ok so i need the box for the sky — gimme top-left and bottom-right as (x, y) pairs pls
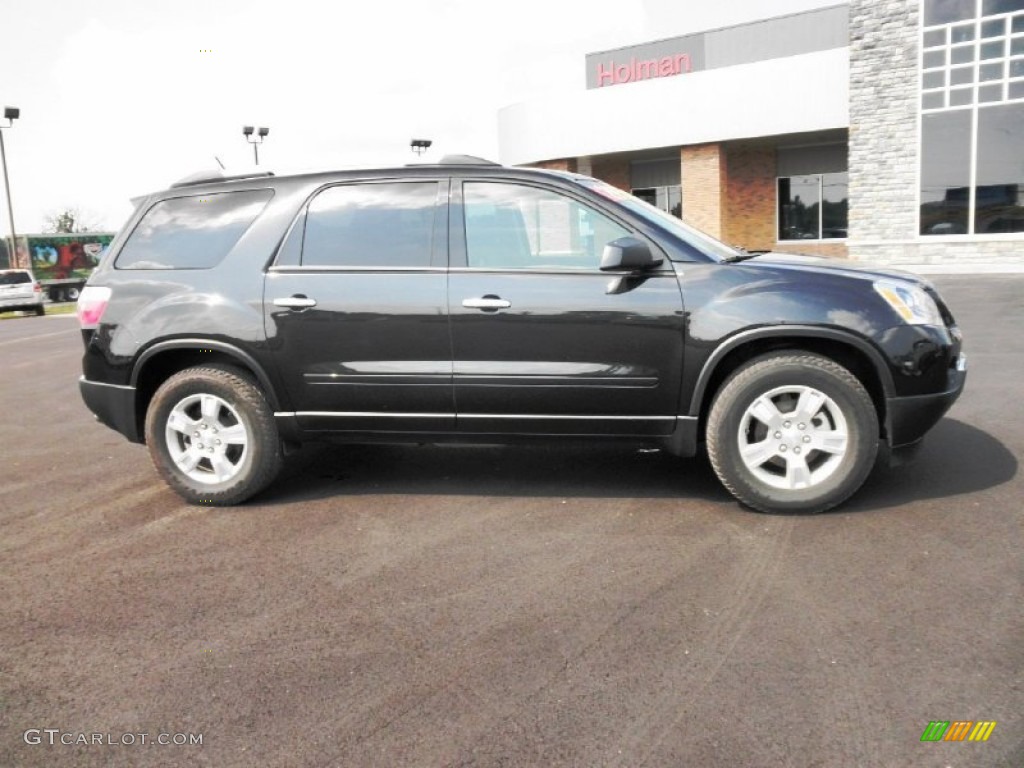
(0, 0), (833, 233)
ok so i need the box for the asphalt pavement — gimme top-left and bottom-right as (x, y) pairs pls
(1, 275), (1021, 767)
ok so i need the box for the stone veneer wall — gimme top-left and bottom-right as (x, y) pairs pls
(848, 0), (1022, 264)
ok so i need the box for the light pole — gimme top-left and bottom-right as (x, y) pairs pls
(242, 125), (269, 166)
(410, 139), (432, 156)
(0, 106), (19, 269)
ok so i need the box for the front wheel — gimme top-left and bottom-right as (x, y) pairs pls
(706, 353), (878, 514)
(145, 366), (283, 505)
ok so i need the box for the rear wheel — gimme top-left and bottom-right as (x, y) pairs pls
(706, 353), (878, 514)
(34, 304), (45, 316)
(145, 366), (282, 505)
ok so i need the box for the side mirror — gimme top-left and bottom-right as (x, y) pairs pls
(599, 236), (663, 272)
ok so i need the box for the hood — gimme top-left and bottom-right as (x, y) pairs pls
(743, 251), (933, 287)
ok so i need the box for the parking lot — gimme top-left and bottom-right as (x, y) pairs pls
(1, 275), (1021, 767)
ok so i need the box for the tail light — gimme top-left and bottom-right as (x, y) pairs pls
(77, 286), (112, 328)
(33, 281), (42, 294)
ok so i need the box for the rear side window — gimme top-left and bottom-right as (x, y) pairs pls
(301, 182), (437, 268)
(0, 271), (31, 285)
(115, 189), (273, 269)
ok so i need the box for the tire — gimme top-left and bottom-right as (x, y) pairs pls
(706, 353), (878, 514)
(66, 286), (80, 301)
(144, 366), (283, 506)
(35, 304), (45, 316)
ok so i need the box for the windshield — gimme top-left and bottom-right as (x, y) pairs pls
(577, 178), (741, 262)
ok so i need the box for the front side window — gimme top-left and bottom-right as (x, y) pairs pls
(777, 173), (848, 241)
(302, 182), (438, 268)
(116, 190), (273, 269)
(463, 182), (630, 270)
(921, 0), (1024, 234)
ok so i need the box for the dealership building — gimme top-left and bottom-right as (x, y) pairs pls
(498, 0), (1024, 265)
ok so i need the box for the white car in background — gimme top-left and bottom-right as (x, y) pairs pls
(0, 269), (46, 316)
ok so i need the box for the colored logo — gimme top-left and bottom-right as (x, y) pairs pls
(920, 720), (997, 742)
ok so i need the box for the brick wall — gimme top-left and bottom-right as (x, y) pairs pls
(591, 156), (631, 191)
(680, 144), (724, 239)
(723, 146), (776, 252)
(530, 158), (578, 173)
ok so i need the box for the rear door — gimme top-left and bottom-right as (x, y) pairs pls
(264, 178), (454, 433)
(448, 179), (686, 436)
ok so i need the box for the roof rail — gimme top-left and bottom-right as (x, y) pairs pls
(438, 155), (500, 166)
(170, 169), (275, 188)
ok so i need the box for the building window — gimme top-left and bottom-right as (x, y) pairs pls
(777, 173), (848, 241)
(921, 0), (1024, 235)
(631, 186), (682, 218)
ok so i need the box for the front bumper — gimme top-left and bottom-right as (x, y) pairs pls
(79, 376), (142, 443)
(886, 356), (967, 448)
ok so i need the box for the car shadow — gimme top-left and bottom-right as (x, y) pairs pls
(845, 418), (1018, 512)
(257, 418), (1016, 512)
(260, 440), (730, 506)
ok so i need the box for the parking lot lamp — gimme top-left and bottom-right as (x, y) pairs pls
(0, 106), (19, 269)
(243, 125), (269, 166)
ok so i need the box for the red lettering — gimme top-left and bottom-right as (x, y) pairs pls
(674, 53), (692, 74)
(638, 59), (657, 79)
(659, 56), (674, 76)
(597, 62), (615, 87)
(616, 63), (631, 83)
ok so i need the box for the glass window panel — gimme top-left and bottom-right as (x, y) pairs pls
(921, 111), (972, 235)
(951, 65), (975, 84)
(984, 0), (1024, 14)
(924, 49), (947, 68)
(778, 176), (821, 240)
(302, 182), (436, 268)
(950, 87), (975, 104)
(974, 103), (1024, 232)
(979, 83), (1005, 99)
(1012, 37), (1024, 54)
(980, 61), (1005, 78)
(981, 40), (1006, 57)
(924, 29), (947, 47)
(952, 45), (976, 64)
(1009, 80), (1024, 97)
(1014, 14), (1024, 31)
(115, 190), (273, 269)
(926, 0), (977, 25)
(924, 70), (947, 88)
(982, 18), (1006, 37)
(922, 91), (947, 108)
(464, 182), (629, 270)
(952, 22), (976, 42)
(1011, 56), (1024, 74)
(821, 173), (849, 239)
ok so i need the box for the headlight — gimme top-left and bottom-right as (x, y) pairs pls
(873, 280), (945, 326)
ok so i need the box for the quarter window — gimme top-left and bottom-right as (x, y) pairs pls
(116, 190), (273, 269)
(463, 182), (630, 270)
(302, 182), (438, 268)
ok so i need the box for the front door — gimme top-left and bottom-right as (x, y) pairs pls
(265, 179), (454, 433)
(448, 179), (685, 436)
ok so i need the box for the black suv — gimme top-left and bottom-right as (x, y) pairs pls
(77, 157), (966, 513)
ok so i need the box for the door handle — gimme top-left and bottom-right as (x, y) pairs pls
(273, 295), (317, 309)
(462, 296), (511, 310)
